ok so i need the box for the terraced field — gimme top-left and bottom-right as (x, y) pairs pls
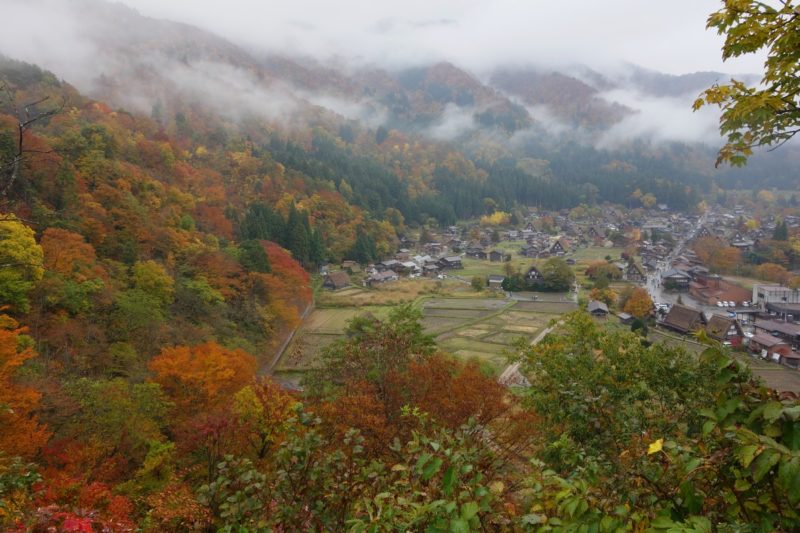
(421, 298), (566, 371)
(277, 290), (576, 377)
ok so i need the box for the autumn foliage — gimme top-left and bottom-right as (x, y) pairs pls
(0, 316), (50, 458)
(149, 341), (257, 414)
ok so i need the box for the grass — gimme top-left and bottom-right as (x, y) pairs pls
(317, 278), (449, 307)
(278, 276), (576, 375)
(303, 306), (392, 333)
(570, 246), (625, 263)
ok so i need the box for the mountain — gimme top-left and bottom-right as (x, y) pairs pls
(2, 0), (798, 222)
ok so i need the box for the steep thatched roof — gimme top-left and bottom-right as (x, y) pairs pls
(705, 315), (742, 341)
(662, 304), (706, 334)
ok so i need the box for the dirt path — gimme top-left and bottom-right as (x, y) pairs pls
(266, 301), (314, 374)
(497, 323), (556, 387)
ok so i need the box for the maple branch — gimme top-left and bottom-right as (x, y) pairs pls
(0, 81), (65, 198)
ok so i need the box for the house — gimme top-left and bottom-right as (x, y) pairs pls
(466, 246), (487, 259)
(377, 260), (401, 272)
(520, 244), (539, 258)
(661, 269), (692, 291)
(588, 226), (605, 240)
(341, 260), (361, 273)
(422, 264), (440, 277)
(424, 242), (444, 255)
(489, 250), (505, 262)
(366, 271), (398, 287)
(749, 332), (792, 362)
(780, 352), (800, 369)
(437, 256), (463, 270)
(549, 239), (568, 255)
(587, 300), (609, 317)
(323, 271), (351, 291)
(661, 304), (707, 334)
(446, 238), (463, 252)
(399, 261), (419, 274)
(488, 275), (505, 290)
(705, 315), (744, 346)
(626, 263), (647, 283)
(395, 249), (411, 261)
(525, 266), (541, 282)
(753, 320), (800, 348)
(696, 226), (713, 238)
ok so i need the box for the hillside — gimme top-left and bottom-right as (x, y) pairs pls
(5, 0), (798, 210)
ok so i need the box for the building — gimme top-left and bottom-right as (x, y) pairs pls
(749, 332), (792, 362)
(366, 271), (398, 287)
(323, 271), (351, 291)
(488, 275), (505, 290)
(661, 269), (692, 291)
(341, 260), (361, 273)
(753, 320), (800, 349)
(587, 300), (609, 317)
(616, 312), (634, 325)
(626, 262), (646, 283)
(705, 315), (744, 346)
(437, 256), (463, 270)
(525, 266), (541, 282)
(661, 304), (706, 334)
(752, 284), (800, 320)
(489, 250), (505, 262)
(466, 245), (487, 259)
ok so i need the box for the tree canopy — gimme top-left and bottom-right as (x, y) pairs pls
(695, 0), (800, 166)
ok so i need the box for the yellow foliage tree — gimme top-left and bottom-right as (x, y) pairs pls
(479, 211), (511, 226)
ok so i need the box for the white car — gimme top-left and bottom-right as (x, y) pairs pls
(728, 301), (736, 308)
(716, 302), (724, 308)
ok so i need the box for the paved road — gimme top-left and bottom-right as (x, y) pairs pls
(646, 210), (713, 311)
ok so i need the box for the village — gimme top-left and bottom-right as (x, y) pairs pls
(289, 200), (800, 392)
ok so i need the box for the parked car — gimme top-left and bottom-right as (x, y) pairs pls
(716, 302), (724, 308)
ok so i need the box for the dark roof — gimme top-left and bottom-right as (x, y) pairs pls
(662, 268), (691, 280)
(441, 256), (462, 263)
(751, 332), (788, 348)
(662, 304), (706, 333)
(754, 320), (800, 337)
(705, 315), (742, 341)
(587, 300), (609, 314)
(627, 263), (645, 276)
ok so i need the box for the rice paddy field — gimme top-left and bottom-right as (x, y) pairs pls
(275, 294), (573, 376)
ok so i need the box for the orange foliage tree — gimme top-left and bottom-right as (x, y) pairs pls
(693, 236), (741, 273)
(0, 316), (50, 458)
(623, 287), (653, 319)
(148, 341), (257, 414)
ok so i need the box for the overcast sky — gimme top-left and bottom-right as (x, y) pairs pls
(113, 0), (764, 75)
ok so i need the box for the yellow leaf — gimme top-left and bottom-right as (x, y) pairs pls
(647, 438), (664, 455)
(489, 481), (505, 494)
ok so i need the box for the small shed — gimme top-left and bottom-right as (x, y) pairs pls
(488, 275), (505, 290)
(587, 300), (609, 317)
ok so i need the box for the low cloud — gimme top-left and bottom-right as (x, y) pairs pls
(425, 103), (477, 141)
(595, 88), (721, 147)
